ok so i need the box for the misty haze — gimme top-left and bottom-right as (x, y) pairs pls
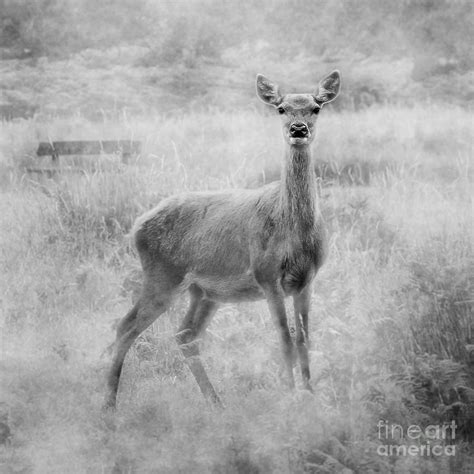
(0, 1), (473, 472)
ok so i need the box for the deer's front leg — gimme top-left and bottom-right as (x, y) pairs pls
(293, 285), (312, 391)
(263, 285), (296, 389)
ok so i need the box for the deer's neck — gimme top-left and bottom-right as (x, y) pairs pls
(279, 144), (318, 235)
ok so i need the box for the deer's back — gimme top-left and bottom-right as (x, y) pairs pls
(134, 184), (276, 268)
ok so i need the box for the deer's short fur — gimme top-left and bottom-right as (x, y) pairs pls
(105, 71), (341, 408)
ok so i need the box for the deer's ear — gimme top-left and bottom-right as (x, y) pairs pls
(256, 74), (283, 106)
(314, 70), (341, 105)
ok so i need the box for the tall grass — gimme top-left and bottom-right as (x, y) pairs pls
(0, 104), (473, 472)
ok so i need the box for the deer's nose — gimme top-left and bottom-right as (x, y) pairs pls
(289, 122), (309, 138)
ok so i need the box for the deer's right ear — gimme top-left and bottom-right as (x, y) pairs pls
(256, 74), (283, 106)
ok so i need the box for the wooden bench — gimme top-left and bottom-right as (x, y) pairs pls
(27, 140), (142, 175)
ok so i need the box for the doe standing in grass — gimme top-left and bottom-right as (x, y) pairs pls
(105, 70), (341, 408)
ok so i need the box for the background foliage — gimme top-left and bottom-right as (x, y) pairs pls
(0, 0), (473, 119)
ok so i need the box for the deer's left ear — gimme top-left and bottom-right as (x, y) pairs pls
(314, 70), (341, 105)
(256, 74), (283, 106)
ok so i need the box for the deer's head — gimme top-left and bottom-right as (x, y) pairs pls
(256, 71), (340, 146)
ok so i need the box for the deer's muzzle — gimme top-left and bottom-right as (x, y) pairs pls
(289, 122), (309, 138)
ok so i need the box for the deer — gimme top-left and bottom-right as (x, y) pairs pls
(104, 71), (341, 409)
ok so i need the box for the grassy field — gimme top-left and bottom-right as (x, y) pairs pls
(0, 104), (473, 472)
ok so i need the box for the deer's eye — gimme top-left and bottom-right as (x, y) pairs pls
(313, 107), (321, 114)
(277, 107), (285, 114)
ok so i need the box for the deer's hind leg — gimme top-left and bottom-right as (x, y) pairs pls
(176, 285), (220, 404)
(104, 272), (178, 409)
(293, 285), (312, 391)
